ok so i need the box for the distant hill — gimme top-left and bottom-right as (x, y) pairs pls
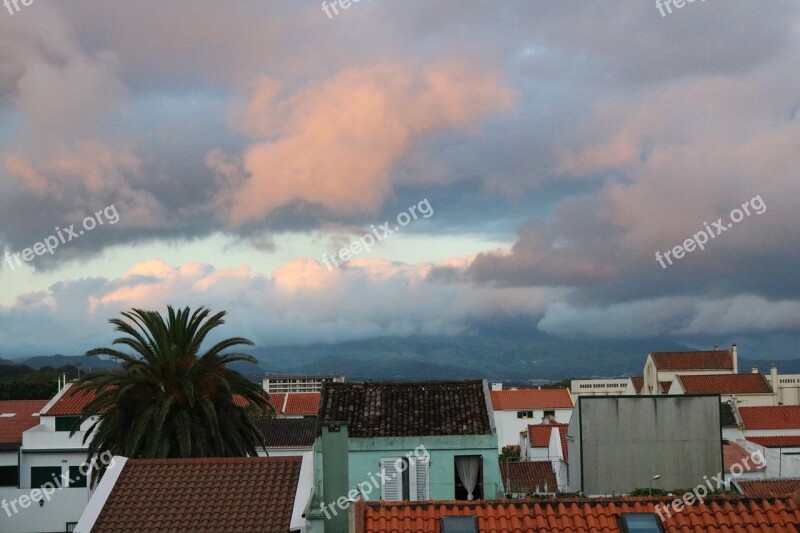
(13, 354), (119, 372)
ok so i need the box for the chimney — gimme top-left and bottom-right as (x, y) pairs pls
(771, 363), (779, 404)
(751, 365), (759, 374)
(491, 382), (503, 391)
(731, 343), (738, 374)
(713, 345), (719, 351)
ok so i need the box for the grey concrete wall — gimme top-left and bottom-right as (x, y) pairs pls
(577, 395), (722, 496)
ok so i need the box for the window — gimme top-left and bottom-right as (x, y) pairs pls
(69, 466), (87, 488)
(379, 456), (430, 501)
(619, 513), (664, 533)
(516, 411), (533, 419)
(544, 410), (555, 418)
(30, 466), (62, 489)
(441, 516), (478, 533)
(0, 465), (18, 487)
(454, 455), (483, 501)
(55, 416), (81, 432)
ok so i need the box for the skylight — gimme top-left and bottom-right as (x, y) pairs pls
(0, 413), (16, 418)
(441, 516), (478, 533)
(619, 513), (664, 533)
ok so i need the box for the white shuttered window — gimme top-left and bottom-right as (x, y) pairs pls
(380, 458), (403, 501)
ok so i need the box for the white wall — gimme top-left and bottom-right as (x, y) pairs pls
(19, 451), (91, 489)
(494, 409), (572, 450)
(0, 451), (18, 468)
(0, 486), (88, 533)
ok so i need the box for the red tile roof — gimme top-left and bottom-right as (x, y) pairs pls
(747, 436), (800, 448)
(355, 496), (800, 533)
(738, 479), (800, 497)
(43, 385), (97, 415)
(0, 399), (47, 446)
(658, 381), (672, 393)
(676, 373), (773, 394)
(527, 423), (568, 462)
(268, 392), (320, 416)
(723, 441), (765, 472)
(630, 377), (644, 394)
(650, 350), (733, 370)
(500, 461), (558, 494)
(491, 389), (573, 410)
(740, 406), (800, 430)
(90, 457), (301, 532)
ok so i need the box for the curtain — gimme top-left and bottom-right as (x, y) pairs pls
(455, 456), (481, 500)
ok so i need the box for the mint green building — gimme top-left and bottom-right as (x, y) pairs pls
(305, 380), (503, 532)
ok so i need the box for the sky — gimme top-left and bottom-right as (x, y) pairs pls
(0, 1), (799, 359)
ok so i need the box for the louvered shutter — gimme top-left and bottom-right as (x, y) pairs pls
(380, 458), (403, 501)
(409, 456), (430, 501)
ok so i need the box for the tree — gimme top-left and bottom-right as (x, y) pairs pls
(73, 306), (270, 481)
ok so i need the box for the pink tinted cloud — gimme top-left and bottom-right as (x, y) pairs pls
(213, 64), (514, 225)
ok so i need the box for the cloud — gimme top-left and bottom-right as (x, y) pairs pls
(212, 64), (514, 226)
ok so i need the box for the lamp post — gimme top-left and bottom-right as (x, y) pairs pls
(649, 474), (661, 496)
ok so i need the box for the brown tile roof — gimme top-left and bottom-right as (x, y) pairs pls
(747, 436), (800, 447)
(675, 373), (773, 394)
(527, 423), (569, 462)
(630, 376), (644, 394)
(91, 457), (301, 532)
(740, 406), (800, 430)
(490, 389), (573, 410)
(738, 479), (800, 497)
(658, 381), (672, 393)
(723, 441), (765, 472)
(0, 399), (47, 447)
(318, 380), (492, 438)
(650, 350), (733, 370)
(43, 384), (97, 415)
(256, 417), (316, 448)
(354, 496), (800, 533)
(500, 461), (558, 494)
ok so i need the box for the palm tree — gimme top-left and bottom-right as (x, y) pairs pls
(72, 306), (270, 482)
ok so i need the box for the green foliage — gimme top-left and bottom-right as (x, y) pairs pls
(499, 445), (521, 462)
(73, 306), (272, 484)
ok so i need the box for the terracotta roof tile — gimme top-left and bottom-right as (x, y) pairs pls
(500, 461), (558, 494)
(318, 380), (492, 438)
(676, 373), (773, 394)
(256, 417), (316, 448)
(740, 406), (800, 430)
(284, 393), (320, 416)
(747, 436), (800, 447)
(43, 385), (97, 415)
(738, 479), (800, 497)
(491, 389), (573, 410)
(0, 399), (47, 446)
(527, 423), (569, 462)
(724, 440), (765, 472)
(650, 350), (733, 370)
(356, 496), (800, 533)
(630, 377), (644, 394)
(91, 456), (301, 532)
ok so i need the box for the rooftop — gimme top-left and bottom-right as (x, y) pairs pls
(490, 388), (573, 410)
(499, 461), (558, 494)
(650, 350), (733, 371)
(354, 496), (800, 533)
(255, 417), (316, 448)
(42, 384), (97, 416)
(630, 376), (644, 394)
(738, 479), (800, 497)
(318, 380), (492, 438)
(527, 423), (569, 462)
(268, 392), (320, 417)
(87, 457), (301, 532)
(739, 406), (800, 430)
(0, 399), (48, 447)
(675, 373), (772, 394)
(747, 436), (800, 448)
(723, 440), (765, 472)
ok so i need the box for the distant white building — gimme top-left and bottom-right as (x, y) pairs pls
(262, 374), (344, 394)
(489, 385), (573, 450)
(569, 378), (634, 400)
(643, 344), (737, 395)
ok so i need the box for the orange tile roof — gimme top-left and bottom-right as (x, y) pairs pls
(527, 423), (568, 462)
(724, 441), (765, 472)
(91, 457), (301, 532)
(0, 399), (47, 446)
(650, 350), (733, 370)
(630, 377), (644, 394)
(43, 385), (98, 416)
(740, 406), (800, 430)
(491, 389), (573, 410)
(268, 392), (320, 416)
(355, 496), (800, 533)
(500, 461), (557, 494)
(676, 373), (773, 394)
(738, 479), (800, 497)
(747, 436), (800, 447)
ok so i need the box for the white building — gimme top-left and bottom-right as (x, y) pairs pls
(643, 344), (737, 395)
(262, 374), (344, 394)
(518, 422), (569, 492)
(668, 373), (776, 406)
(569, 378), (633, 400)
(489, 385), (573, 450)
